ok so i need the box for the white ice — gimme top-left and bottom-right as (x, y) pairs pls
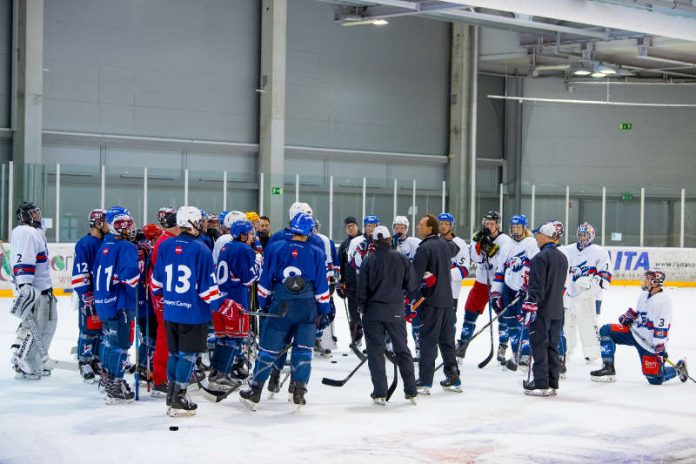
(1, 286), (695, 464)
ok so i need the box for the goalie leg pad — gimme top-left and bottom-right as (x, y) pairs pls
(11, 327), (40, 375)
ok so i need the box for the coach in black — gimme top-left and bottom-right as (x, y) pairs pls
(520, 220), (568, 396)
(357, 225), (418, 404)
(413, 214), (460, 394)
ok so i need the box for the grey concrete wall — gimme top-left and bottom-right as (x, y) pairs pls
(286, 0), (450, 156)
(0, 0), (10, 128)
(521, 78), (696, 189)
(42, 0), (259, 143)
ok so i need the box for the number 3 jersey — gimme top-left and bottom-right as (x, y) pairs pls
(632, 290), (672, 353)
(10, 224), (52, 291)
(93, 233), (140, 320)
(151, 233), (221, 325)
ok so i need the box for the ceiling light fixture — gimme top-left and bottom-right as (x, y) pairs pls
(574, 69), (592, 76)
(591, 72), (607, 77)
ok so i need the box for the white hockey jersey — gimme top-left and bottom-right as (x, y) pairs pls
(446, 235), (470, 298)
(560, 243), (612, 299)
(347, 235), (370, 273)
(394, 236), (420, 260)
(213, 234), (232, 264)
(470, 233), (513, 286)
(315, 232), (336, 280)
(632, 290), (672, 353)
(492, 236), (538, 293)
(10, 224), (52, 291)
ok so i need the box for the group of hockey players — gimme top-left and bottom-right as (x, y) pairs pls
(6, 198), (691, 416)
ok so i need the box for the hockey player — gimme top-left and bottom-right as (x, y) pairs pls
(157, 207), (175, 228)
(9, 202), (58, 380)
(457, 210), (513, 359)
(347, 215), (380, 271)
(134, 223), (162, 383)
(149, 211), (180, 397)
(197, 210), (214, 251)
(390, 216), (421, 357)
(71, 209), (109, 382)
(151, 206), (222, 417)
(560, 223), (612, 366)
(313, 220), (339, 357)
(213, 211), (246, 264)
(491, 215), (538, 371)
(337, 216), (362, 348)
(93, 206), (140, 403)
(591, 269), (689, 385)
(209, 219), (260, 392)
(246, 212), (264, 253)
(239, 212), (331, 411)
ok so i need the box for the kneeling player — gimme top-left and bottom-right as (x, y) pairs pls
(151, 206), (221, 417)
(591, 269), (688, 384)
(239, 212), (331, 411)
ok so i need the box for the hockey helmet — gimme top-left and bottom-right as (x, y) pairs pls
(223, 210), (246, 230)
(157, 207), (176, 227)
(363, 215), (380, 225)
(393, 216), (410, 228)
(289, 212), (315, 236)
(577, 222), (596, 250)
(16, 201), (42, 228)
(106, 206), (135, 238)
(88, 209), (107, 228)
(141, 223), (163, 240)
(230, 220), (254, 240)
(642, 269), (666, 290)
(176, 206), (203, 231)
(438, 213), (455, 225)
(288, 202), (313, 220)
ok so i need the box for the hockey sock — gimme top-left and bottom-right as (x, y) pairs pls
(498, 316), (510, 344)
(598, 325), (616, 362)
(104, 346), (128, 379)
(173, 352), (197, 388)
(78, 331), (101, 362)
(460, 311), (479, 342)
(291, 343), (313, 384)
(411, 314), (422, 350)
(211, 338), (235, 372)
(558, 333), (567, 357)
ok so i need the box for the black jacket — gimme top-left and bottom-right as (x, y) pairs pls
(357, 242), (417, 321)
(339, 234), (359, 290)
(413, 234), (454, 308)
(527, 242), (568, 320)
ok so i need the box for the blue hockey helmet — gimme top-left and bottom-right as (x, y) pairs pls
(510, 214), (528, 227)
(438, 212), (455, 225)
(219, 210), (229, 225)
(230, 219), (254, 239)
(363, 215), (380, 225)
(290, 212), (316, 236)
(106, 206), (135, 237)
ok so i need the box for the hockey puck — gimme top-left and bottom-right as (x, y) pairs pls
(331, 360), (338, 364)
(169, 426), (179, 431)
(342, 353), (348, 357)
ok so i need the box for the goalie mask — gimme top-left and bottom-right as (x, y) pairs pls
(17, 202), (42, 228)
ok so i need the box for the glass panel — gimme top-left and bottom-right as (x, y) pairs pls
(645, 187), (679, 248)
(685, 190), (696, 248)
(147, 167), (185, 225)
(188, 169), (225, 219)
(605, 187), (641, 247)
(105, 166), (144, 229)
(58, 164), (102, 243)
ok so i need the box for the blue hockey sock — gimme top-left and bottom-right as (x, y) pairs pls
(460, 311), (479, 342)
(174, 352), (197, 388)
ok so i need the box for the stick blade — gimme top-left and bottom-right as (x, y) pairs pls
(321, 377), (346, 387)
(477, 353), (494, 369)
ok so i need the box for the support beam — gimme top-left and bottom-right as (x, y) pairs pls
(259, 0), (287, 228)
(448, 24), (475, 238)
(446, 0), (696, 42)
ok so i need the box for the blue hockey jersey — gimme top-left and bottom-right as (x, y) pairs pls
(257, 238), (330, 315)
(93, 233), (140, 320)
(71, 233), (102, 296)
(216, 240), (260, 309)
(266, 227), (329, 275)
(151, 233), (221, 324)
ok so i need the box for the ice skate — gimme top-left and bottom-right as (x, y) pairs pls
(239, 383), (263, 411)
(676, 359), (689, 383)
(167, 385), (197, 417)
(523, 380), (553, 396)
(440, 374), (463, 393)
(590, 363), (616, 382)
(104, 378), (135, 404)
(79, 361), (97, 383)
(497, 343), (508, 364)
(292, 382), (307, 411)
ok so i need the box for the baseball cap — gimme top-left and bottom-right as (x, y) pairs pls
(372, 225), (391, 241)
(532, 221), (564, 239)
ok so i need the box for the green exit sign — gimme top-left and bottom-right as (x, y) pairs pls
(620, 122), (633, 130)
(271, 186), (282, 195)
(622, 192), (634, 201)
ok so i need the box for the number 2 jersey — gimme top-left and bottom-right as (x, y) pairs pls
(632, 290), (672, 353)
(93, 233), (140, 320)
(151, 233), (221, 325)
(10, 224), (52, 291)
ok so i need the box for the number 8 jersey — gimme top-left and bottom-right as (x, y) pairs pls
(93, 233), (140, 320)
(151, 233), (221, 324)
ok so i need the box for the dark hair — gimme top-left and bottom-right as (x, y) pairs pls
(423, 214), (439, 236)
(259, 216), (270, 222)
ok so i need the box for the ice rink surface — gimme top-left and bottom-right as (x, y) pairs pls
(1, 286), (695, 464)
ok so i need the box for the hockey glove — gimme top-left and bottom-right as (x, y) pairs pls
(481, 237), (499, 257)
(654, 343), (667, 359)
(403, 297), (417, 323)
(472, 230), (485, 243)
(618, 308), (638, 326)
(329, 278), (337, 296)
(336, 283), (348, 299)
(490, 291), (503, 314)
(520, 301), (538, 328)
(81, 291), (96, 316)
(316, 313), (331, 330)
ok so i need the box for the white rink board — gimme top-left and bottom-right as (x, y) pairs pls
(0, 288), (695, 464)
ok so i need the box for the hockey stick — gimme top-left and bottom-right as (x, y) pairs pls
(322, 356), (368, 387)
(478, 256), (496, 369)
(386, 360), (398, 401)
(343, 297), (367, 362)
(629, 325), (695, 384)
(434, 295), (522, 373)
(242, 301), (288, 318)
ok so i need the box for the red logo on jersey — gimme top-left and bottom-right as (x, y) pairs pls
(102, 248), (109, 255)
(175, 246), (183, 255)
(291, 249), (298, 258)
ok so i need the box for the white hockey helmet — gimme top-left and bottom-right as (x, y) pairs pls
(289, 202), (313, 220)
(177, 206), (203, 230)
(392, 215), (409, 229)
(223, 210), (246, 229)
